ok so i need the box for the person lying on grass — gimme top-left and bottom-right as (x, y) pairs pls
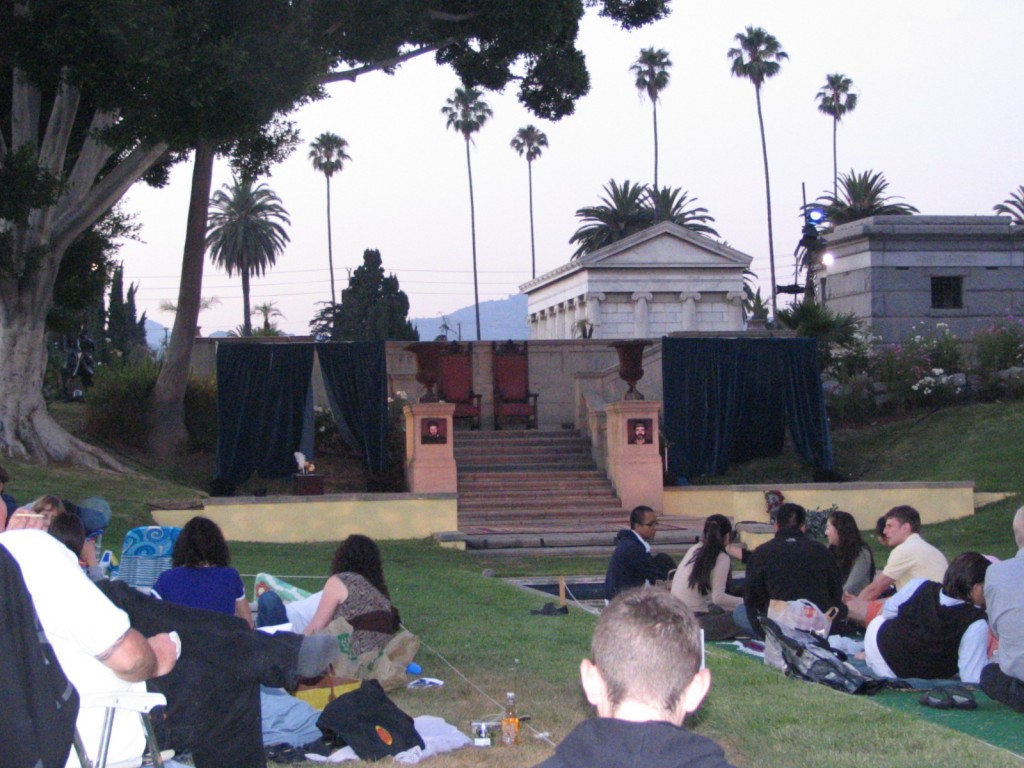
(863, 552), (990, 683)
(534, 588), (736, 768)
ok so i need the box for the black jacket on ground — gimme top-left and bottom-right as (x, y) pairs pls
(604, 529), (669, 601)
(98, 580), (304, 768)
(743, 527), (845, 639)
(534, 717), (736, 768)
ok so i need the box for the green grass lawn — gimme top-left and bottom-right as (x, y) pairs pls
(6, 400), (1024, 766)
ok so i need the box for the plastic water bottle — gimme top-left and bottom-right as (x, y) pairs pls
(500, 692), (519, 745)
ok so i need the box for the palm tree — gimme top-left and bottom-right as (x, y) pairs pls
(630, 47), (672, 190)
(158, 296), (221, 315)
(510, 125), (549, 279)
(253, 301), (284, 332)
(206, 176), (290, 337)
(816, 74), (858, 198)
(570, 180), (718, 259)
(817, 170), (918, 226)
(308, 133), (352, 305)
(994, 186), (1024, 224)
(728, 26), (788, 317)
(442, 86), (493, 340)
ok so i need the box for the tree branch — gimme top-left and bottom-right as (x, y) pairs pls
(11, 67), (41, 152)
(51, 140), (169, 256)
(319, 42), (450, 84)
(38, 77), (81, 178)
(426, 10), (478, 22)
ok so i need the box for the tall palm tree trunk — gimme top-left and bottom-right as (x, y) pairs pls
(754, 86), (778, 317)
(465, 139), (481, 340)
(241, 264), (252, 336)
(652, 100), (659, 192)
(325, 176), (336, 304)
(528, 158), (536, 279)
(832, 116), (839, 199)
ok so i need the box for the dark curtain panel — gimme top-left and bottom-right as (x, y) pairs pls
(317, 342), (390, 477)
(779, 338), (835, 472)
(215, 344), (315, 485)
(662, 337), (834, 478)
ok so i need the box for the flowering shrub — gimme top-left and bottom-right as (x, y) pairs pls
(972, 317), (1024, 373)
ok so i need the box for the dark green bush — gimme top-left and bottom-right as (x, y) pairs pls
(86, 362), (217, 452)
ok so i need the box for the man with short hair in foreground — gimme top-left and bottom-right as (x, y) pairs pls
(534, 589), (735, 768)
(981, 506), (1024, 712)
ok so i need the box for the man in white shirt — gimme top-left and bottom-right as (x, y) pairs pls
(1, 525), (177, 766)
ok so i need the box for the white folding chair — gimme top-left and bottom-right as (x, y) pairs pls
(73, 691), (172, 768)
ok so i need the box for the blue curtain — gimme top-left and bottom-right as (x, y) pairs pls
(662, 337), (834, 478)
(215, 343), (315, 485)
(317, 342), (390, 478)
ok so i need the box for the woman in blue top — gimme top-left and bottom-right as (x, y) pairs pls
(152, 516), (253, 627)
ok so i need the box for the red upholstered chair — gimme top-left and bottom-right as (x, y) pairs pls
(492, 341), (538, 429)
(437, 343), (482, 429)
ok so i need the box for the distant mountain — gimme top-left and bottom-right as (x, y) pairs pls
(144, 318), (168, 350)
(411, 294), (528, 341)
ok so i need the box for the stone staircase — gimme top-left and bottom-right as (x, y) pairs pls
(447, 430), (700, 556)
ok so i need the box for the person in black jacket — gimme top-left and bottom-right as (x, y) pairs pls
(534, 588), (735, 768)
(603, 506), (672, 601)
(737, 503), (846, 639)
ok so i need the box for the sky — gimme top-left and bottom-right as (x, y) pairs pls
(117, 0), (1024, 338)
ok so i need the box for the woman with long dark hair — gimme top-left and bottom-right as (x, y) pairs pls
(302, 534), (399, 654)
(671, 514), (743, 614)
(826, 510), (875, 594)
(152, 516), (253, 626)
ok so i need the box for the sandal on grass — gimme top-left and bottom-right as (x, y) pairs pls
(948, 686), (978, 710)
(919, 688), (953, 709)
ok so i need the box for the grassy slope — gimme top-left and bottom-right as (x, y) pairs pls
(10, 400), (1024, 767)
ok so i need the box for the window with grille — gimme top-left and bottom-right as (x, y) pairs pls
(931, 276), (962, 309)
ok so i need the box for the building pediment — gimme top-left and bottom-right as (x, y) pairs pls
(522, 222), (752, 294)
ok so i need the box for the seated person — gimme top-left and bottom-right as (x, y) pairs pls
(48, 512), (106, 581)
(604, 506), (672, 602)
(864, 552), (990, 683)
(29, 493), (111, 537)
(826, 510), (875, 595)
(1, 523), (178, 767)
(671, 515), (743, 639)
(738, 503), (845, 639)
(0, 463), (17, 525)
(846, 505), (948, 625)
(260, 534), (399, 656)
(980, 506), (1024, 711)
(534, 588), (735, 768)
(152, 515), (253, 626)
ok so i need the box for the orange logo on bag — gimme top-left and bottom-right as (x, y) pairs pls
(375, 725), (393, 746)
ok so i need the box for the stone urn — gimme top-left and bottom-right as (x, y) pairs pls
(405, 342), (442, 403)
(610, 340), (651, 400)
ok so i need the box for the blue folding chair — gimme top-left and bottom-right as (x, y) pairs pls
(113, 526), (180, 592)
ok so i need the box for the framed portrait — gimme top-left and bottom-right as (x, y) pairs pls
(627, 418), (653, 445)
(421, 418), (447, 444)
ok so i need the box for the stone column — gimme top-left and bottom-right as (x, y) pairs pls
(605, 400), (663, 512)
(725, 291), (745, 330)
(632, 292), (652, 338)
(586, 292), (605, 337)
(404, 402), (457, 493)
(678, 292), (701, 331)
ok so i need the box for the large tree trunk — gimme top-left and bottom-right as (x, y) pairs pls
(147, 142), (215, 460)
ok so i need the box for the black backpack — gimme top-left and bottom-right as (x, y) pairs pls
(761, 618), (886, 695)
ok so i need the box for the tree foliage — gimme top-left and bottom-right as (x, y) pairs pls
(105, 264), (148, 361)
(310, 249), (418, 342)
(570, 180), (718, 258)
(817, 170), (919, 226)
(994, 186), (1024, 225)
